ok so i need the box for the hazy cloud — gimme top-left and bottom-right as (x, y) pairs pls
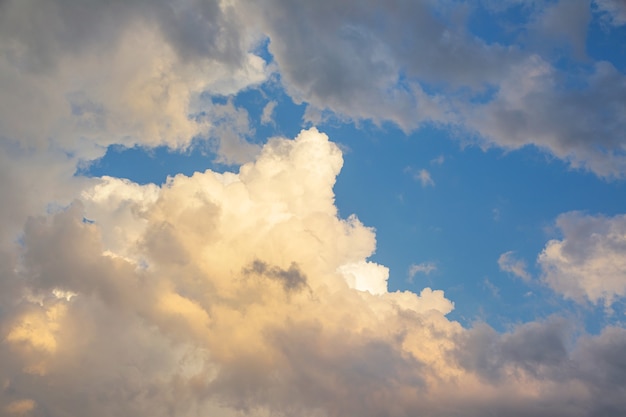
(498, 251), (532, 282)
(408, 262), (437, 280)
(261, 100), (278, 125)
(595, 0), (626, 26)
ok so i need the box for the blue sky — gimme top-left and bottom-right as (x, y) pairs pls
(2, 1), (626, 416)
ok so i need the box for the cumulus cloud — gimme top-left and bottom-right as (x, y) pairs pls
(538, 212), (626, 307)
(0, 129), (625, 416)
(1, 1), (626, 415)
(498, 251), (532, 282)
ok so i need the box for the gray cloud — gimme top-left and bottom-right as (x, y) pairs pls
(245, 260), (308, 292)
(238, 0), (626, 177)
(539, 212), (626, 307)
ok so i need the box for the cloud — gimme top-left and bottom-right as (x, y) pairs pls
(4, 399), (35, 416)
(0, 0), (269, 251)
(240, 0), (626, 178)
(416, 169), (435, 187)
(538, 212), (626, 307)
(404, 166), (435, 187)
(0, 0), (268, 160)
(430, 155), (445, 165)
(408, 262), (437, 280)
(595, 0), (626, 26)
(261, 100), (278, 125)
(498, 251), (532, 282)
(1, 129), (625, 416)
(1, 2), (626, 415)
(463, 56), (626, 179)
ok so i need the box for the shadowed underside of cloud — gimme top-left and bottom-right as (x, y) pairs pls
(1, 129), (625, 417)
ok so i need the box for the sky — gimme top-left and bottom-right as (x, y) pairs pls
(1, 0), (626, 416)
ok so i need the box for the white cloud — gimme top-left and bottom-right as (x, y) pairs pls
(538, 212), (626, 307)
(337, 260), (389, 295)
(498, 251), (532, 282)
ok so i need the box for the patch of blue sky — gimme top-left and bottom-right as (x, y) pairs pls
(465, 1), (534, 48)
(327, 116), (626, 329)
(83, 142), (215, 185)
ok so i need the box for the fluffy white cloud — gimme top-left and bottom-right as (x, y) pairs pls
(538, 212), (626, 307)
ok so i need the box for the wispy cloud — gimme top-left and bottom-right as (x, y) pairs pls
(261, 100), (278, 125)
(408, 262), (437, 281)
(416, 169), (435, 187)
(498, 251), (532, 282)
(430, 155), (445, 165)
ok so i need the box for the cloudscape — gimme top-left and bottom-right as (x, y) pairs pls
(1, 1), (626, 416)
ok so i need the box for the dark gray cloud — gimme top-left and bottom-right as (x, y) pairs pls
(238, 0), (626, 177)
(246, 260), (308, 292)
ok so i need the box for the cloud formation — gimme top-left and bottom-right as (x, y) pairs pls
(499, 251), (532, 282)
(0, 1), (625, 416)
(1, 129), (626, 416)
(539, 212), (626, 307)
(595, 0), (626, 26)
(238, 0), (626, 177)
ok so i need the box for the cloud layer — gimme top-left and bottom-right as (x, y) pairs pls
(1, 1), (625, 416)
(1, 129), (625, 416)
